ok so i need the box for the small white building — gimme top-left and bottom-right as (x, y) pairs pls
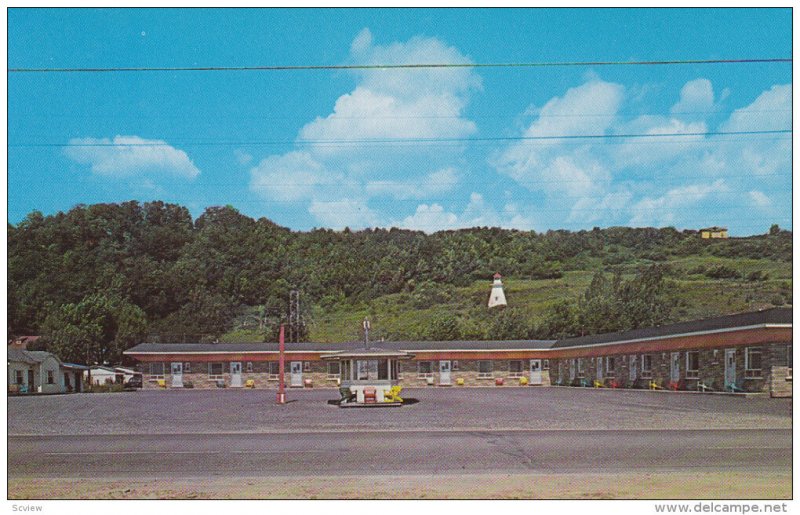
(488, 272), (508, 308)
(85, 365), (120, 385)
(7, 347), (65, 394)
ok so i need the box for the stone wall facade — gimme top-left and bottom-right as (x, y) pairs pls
(549, 341), (792, 393)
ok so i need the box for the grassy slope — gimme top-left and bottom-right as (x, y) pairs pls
(223, 255), (792, 343)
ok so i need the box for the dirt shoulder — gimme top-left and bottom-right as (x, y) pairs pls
(9, 471), (791, 500)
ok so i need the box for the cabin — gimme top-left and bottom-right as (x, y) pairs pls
(700, 226), (729, 239)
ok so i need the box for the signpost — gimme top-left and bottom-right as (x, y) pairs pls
(276, 324), (286, 404)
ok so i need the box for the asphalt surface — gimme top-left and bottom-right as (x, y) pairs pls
(7, 387), (792, 435)
(8, 429), (791, 479)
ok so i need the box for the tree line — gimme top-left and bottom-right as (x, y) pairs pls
(8, 201), (791, 364)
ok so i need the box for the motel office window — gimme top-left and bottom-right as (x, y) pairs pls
(246, 362), (253, 373)
(418, 361), (434, 378)
(788, 345), (793, 377)
(268, 362), (280, 380)
(47, 370), (54, 384)
(478, 360), (493, 379)
(208, 363), (224, 380)
(543, 359), (550, 371)
(452, 361), (459, 371)
(641, 355), (653, 378)
(149, 362), (165, 380)
(686, 351), (700, 379)
(745, 347), (762, 378)
(509, 360), (523, 378)
(327, 361), (340, 380)
(184, 362), (191, 373)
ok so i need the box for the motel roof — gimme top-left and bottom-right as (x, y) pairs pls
(123, 308), (791, 357)
(550, 307), (792, 349)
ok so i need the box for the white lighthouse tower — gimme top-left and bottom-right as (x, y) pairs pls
(488, 273), (507, 308)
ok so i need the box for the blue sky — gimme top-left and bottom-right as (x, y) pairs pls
(8, 8), (792, 235)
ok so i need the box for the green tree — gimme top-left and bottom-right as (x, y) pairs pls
(40, 293), (147, 364)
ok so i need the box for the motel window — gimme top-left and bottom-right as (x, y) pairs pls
(15, 370), (23, 384)
(246, 362), (253, 373)
(418, 361), (434, 378)
(543, 359), (550, 371)
(478, 360), (493, 379)
(686, 351), (700, 379)
(149, 362), (165, 380)
(745, 347), (762, 378)
(184, 362), (191, 373)
(303, 361), (311, 372)
(268, 362), (280, 380)
(326, 361), (340, 380)
(605, 357), (615, 377)
(47, 370), (54, 384)
(208, 362), (224, 380)
(452, 360), (459, 371)
(641, 355), (653, 379)
(576, 359), (585, 378)
(509, 360), (523, 378)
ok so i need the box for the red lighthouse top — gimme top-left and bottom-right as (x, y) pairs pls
(493, 273), (502, 279)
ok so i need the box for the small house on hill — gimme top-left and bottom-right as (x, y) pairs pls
(700, 227), (728, 239)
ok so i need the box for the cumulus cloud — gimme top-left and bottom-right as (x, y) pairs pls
(64, 135), (199, 178)
(395, 192), (537, 233)
(249, 29), (481, 228)
(492, 77), (790, 231)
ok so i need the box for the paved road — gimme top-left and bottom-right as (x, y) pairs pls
(9, 429), (791, 479)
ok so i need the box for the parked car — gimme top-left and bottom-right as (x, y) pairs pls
(124, 375), (143, 390)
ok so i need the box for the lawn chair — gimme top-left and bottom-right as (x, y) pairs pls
(649, 380), (664, 390)
(697, 380), (715, 392)
(579, 378), (591, 388)
(363, 387), (377, 404)
(726, 378), (745, 393)
(383, 385), (403, 403)
(338, 386), (356, 404)
(593, 379), (604, 388)
(606, 378), (620, 389)
(667, 380), (684, 391)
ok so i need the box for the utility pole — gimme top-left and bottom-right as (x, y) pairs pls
(289, 289), (300, 343)
(276, 324), (286, 405)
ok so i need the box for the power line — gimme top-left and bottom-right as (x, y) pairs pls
(7, 57), (791, 73)
(8, 129), (791, 148)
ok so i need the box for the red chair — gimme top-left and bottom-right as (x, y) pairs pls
(363, 387), (377, 404)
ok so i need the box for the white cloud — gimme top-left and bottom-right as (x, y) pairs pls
(366, 167), (458, 199)
(308, 198), (378, 229)
(670, 78), (716, 115)
(64, 135), (199, 178)
(628, 180), (728, 227)
(249, 151), (336, 201)
(248, 29), (481, 228)
(491, 80), (623, 197)
(749, 190), (771, 208)
(395, 192), (537, 233)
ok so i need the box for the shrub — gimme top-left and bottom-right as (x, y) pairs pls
(704, 265), (740, 279)
(746, 270), (769, 282)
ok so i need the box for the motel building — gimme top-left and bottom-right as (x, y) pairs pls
(124, 307), (793, 398)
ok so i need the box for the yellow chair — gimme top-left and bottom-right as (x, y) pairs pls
(649, 380), (663, 390)
(456, 378), (465, 386)
(383, 385), (403, 403)
(245, 379), (255, 388)
(593, 380), (604, 388)
(519, 376), (529, 386)
(157, 379), (166, 389)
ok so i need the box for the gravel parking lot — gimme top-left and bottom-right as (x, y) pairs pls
(8, 386), (791, 435)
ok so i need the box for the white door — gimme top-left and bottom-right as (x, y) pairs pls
(629, 354), (638, 382)
(569, 359), (576, 381)
(530, 359), (543, 385)
(170, 362), (183, 387)
(596, 357), (603, 381)
(725, 349), (736, 387)
(439, 361), (451, 385)
(670, 352), (680, 383)
(290, 361), (303, 387)
(230, 362), (242, 387)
